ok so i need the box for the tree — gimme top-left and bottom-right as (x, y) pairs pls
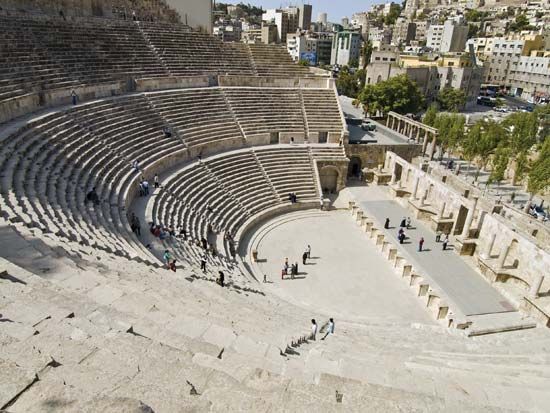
(348, 58), (359, 68)
(462, 119), (507, 182)
(358, 74), (425, 116)
(361, 41), (373, 69)
(526, 137), (550, 211)
(513, 151), (529, 185)
(423, 104), (438, 127)
(507, 14), (533, 32)
(433, 113), (465, 159)
(336, 67), (364, 99)
(488, 146), (511, 187)
(436, 87), (467, 111)
(384, 3), (402, 25)
(298, 59), (310, 67)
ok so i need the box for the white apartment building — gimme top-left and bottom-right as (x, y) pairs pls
(427, 24), (444, 50)
(331, 31), (361, 66)
(508, 55), (550, 101)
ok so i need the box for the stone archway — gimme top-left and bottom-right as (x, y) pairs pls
(320, 166), (339, 194)
(348, 156), (362, 178)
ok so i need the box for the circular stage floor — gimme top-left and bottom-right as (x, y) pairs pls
(247, 210), (435, 326)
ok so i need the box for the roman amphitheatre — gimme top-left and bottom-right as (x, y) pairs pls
(0, 1), (549, 412)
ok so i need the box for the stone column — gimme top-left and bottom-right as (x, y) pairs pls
(412, 177), (420, 199)
(483, 233), (496, 259)
(530, 275), (544, 298)
(422, 131), (429, 154)
(428, 134), (437, 160)
(497, 243), (510, 269)
(390, 167), (397, 184)
(420, 189), (429, 206)
(438, 202), (446, 219)
(461, 197), (478, 239)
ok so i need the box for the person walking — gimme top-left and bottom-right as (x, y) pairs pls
(418, 237), (425, 252)
(400, 217), (406, 228)
(154, 174), (159, 188)
(200, 253), (207, 273)
(406, 217), (411, 228)
(384, 218), (390, 229)
(322, 318), (335, 340)
(442, 234), (449, 251)
(284, 258), (289, 275)
(310, 319), (317, 341)
(71, 90), (78, 105)
(307, 245), (311, 259)
(435, 230), (442, 243)
(302, 251), (308, 265)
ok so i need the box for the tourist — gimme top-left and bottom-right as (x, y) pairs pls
(290, 137), (295, 145)
(86, 187), (99, 205)
(290, 263), (296, 279)
(132, 160), (139, 171)
(70, 90), (78, 105)
(307, 245), (311, 259)
(435, 230), (442, 243)
(217, 271), (225, 287)
(400, 217), (406, 228)
(322, 318), (335, 340)
(418, 237), (425, 252)
(442, 237), (448, 251)
(294, 261), (299, 276)
(281, 267), (286, 280)
(169, 259), (177, 272)
(200, 253), (207, 272)
(201, 237), (208, 250)
(398, 228), (404, 239)
(163, 126), (172, 138)
(302, 251), (308, 265)
(142, 179), (149, 196)
(154, 174), (159, 188)
(384, 218), (390, 229)
(138, 181), (145, 197)
(406, 217), (411, 228)
(179, 227), (187, 240)
(310, 319), (317, 341)
(263, 274), (267, 283)
(163, 250), (172, 269)
(399, 231), (405, 244)
(131, 214), (141, 236)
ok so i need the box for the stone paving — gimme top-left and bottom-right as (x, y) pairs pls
(346, 185), (516, 316)
(248, 210), (436, 325)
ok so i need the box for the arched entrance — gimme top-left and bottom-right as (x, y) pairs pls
(320, 166), (339, 194)
(348, 156), (362, 178)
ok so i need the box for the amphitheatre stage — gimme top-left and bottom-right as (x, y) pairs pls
(1, 3), (550, 412)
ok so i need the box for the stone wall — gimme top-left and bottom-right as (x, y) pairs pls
(218, 76), (331, 89)
(477, 214), (549, 291)
(345, 144), (421, 171)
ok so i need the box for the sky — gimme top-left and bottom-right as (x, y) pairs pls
(220, 0), (378, 22)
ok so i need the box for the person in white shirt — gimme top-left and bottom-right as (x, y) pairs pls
(310, 319), (317, 341)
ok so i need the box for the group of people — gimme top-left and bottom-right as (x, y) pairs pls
(163, 249), (177, 272)
(150, 222), (175, 240)
(310, 318), (335, 341)
(385, 215), (453, 252)
(281, 245), (311, 280)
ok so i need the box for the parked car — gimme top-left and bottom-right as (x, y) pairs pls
(361, 120), (376, 131)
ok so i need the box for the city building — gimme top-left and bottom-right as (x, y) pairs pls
(261, 22), (279, 44)
(369, 27), (393, 49)
(427, 18), (468, 53)
(392, 17), (417, 46)
(299, 4), (313, 30)
(331, 31), (362, 66)
(262, 7), (299, 42)
(366, 50), (483, 109)
(508, 53), (550, 102)
(286, 31), (333, 66)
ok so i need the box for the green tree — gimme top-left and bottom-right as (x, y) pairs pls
(384, 3), (402, 25)
(507, 14), (533, 32)
(423, 104), (438, 127)
(361, 41), (373, 69)
(433, 113), (465, 159)
(462, 119), (507, 182)
(336, 67), (365, 99)
(488, 146), (511, 187)
(513, 151), (529, 185)
(358, 74), (425, 116)
(526, 137), (550, 211)
(298, 59), (310, 67)
(436, 87), (467, 111)
(468, 24), (479, 38)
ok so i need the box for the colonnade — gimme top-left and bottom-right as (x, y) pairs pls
(386, 111), (438, 158)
